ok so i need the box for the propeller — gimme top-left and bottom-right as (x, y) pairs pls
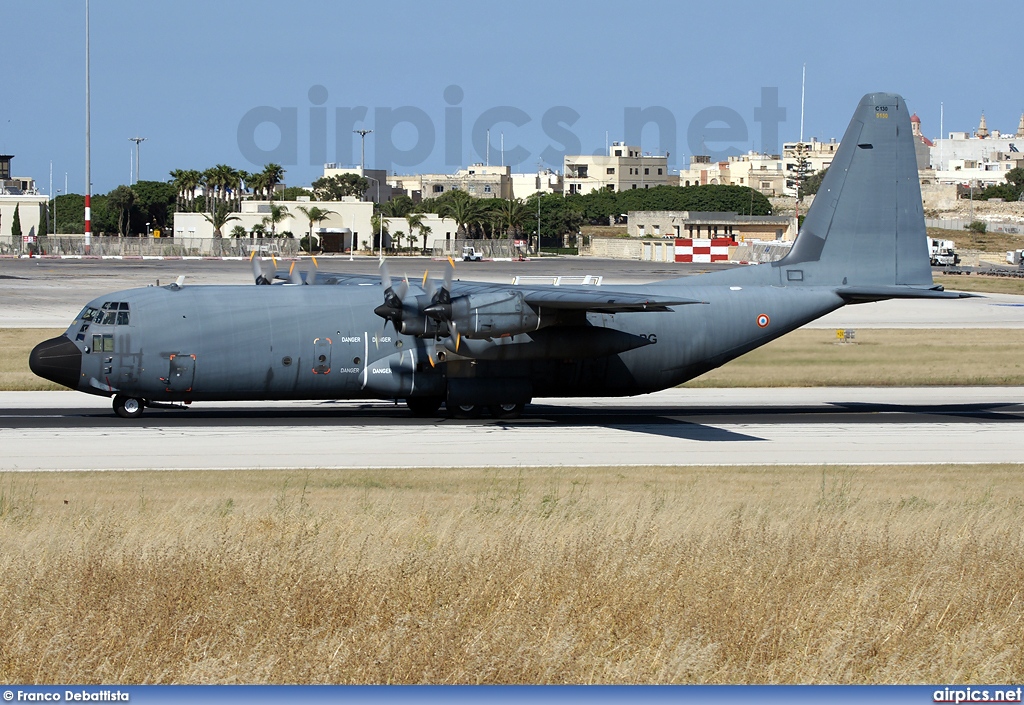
(373, 261), (409, 326)
(251, 253), (272, 285)
(423, 258), (455, 321)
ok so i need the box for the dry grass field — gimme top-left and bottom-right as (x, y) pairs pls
(0, 329), (62, 391)
(7, 327), (1024, 391)
(685, 328), (1024, 387)
(935, 274), (1024, 296)
(1, 466), (1022, 684)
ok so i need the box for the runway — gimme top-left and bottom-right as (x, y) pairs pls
(3, 388), (1022, 470)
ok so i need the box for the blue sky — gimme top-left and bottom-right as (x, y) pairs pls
(2, 0), (1019, 194)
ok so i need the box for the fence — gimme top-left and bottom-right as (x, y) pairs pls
(434, 239), (524, 259)
(9, 236), (302, 258)
(925, 218), (1023, 234)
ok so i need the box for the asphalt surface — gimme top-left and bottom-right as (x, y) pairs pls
(3, 388), (1022, 470)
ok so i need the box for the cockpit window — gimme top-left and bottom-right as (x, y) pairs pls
(80, 302), (130, 326)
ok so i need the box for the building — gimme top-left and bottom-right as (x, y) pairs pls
(509, 169), (562, 199)
(563, 143), (669, 195)
(929, 112), (1024, 186)
(782, 137), (840, 195)
(0, 155), (47, 248)
(172, 198), (373, 252)
(409, 164), (513, 200)
(676, 152), (787, 196)
(627, 210), (797, 242)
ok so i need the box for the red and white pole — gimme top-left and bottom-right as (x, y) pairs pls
(84, 0), (91, 255)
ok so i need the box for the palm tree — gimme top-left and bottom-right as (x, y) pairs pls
(404, 213), (423, 251)
(392, 229), (405, 252)
(247, 171), (268, 202)
(169, 169), (188, 212)
(417, 224), (432, 255)
(261, 203), (289, 237)
(295, 205), (334, 253)
(439, 191), (481, 238)
(180, 169), (202, 211)
(494, 198), (528, 238)
(229, 224), (247, 238)
(202, 202), (240, 238)
(261, 163), (286, 201)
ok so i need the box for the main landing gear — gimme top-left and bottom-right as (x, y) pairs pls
(113, 394), (145, 419)
(405, 398), (527, 419)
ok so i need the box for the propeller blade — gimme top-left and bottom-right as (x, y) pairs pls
(251, 254), (271, 285)
(380, 261), (391, 290)
(289, 261), (302, 286)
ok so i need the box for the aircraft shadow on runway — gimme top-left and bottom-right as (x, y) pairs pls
(4, 402), (1024, 443)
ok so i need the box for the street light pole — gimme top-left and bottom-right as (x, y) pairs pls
(366, 176), (381, 259)
(129, 137), (147, 184)
(354, 129), (372, 171)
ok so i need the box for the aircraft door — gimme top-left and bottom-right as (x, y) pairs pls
(312, 337), (332, 375)
(164, 354), (196, 393)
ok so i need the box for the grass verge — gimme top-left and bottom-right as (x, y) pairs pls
(0, 465), (1021, 683)
(685, 328), (1024, 387)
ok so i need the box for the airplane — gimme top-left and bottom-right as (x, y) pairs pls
(30, 93), (969, 419)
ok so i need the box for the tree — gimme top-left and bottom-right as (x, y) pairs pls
(380, 195), (414, 217)
(392, 229), (405, 252)
(230, 225), (247, 238)
(261, 203), (289, 237)
(295, 205), (334, 253)
(202, 202), (240, 238)
(417, 224), (432, 255)
(11, 204), (21, 241)
(107, 185), (136, 236)
(802, 167), (828, 197)
(439, 190), (483, 237)
(404, 212), (424, 251)
(261, 163), (286, 201)
(130, 180), (176, 233)
(311, 173), (368, 201)
(494, 198), (528, 238)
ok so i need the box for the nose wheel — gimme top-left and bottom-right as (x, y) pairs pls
(113, 394), (145, 419)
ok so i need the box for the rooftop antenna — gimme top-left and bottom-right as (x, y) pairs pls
(799, 63), (806, 143)
(486, 128), (490, 166)
(129, 136), (147, 184)
(501, 132), (504, 167)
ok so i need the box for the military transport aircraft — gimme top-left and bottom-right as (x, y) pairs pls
(30, 93), (969, 419)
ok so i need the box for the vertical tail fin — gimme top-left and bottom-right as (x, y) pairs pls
(779, 93), (931, 288)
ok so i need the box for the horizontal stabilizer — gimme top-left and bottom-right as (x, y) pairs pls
(837, 285), (979, 303)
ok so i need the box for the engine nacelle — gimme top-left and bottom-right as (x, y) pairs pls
(449, 290), (540, 339)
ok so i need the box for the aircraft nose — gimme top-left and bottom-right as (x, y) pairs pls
(29, 335), (83, 390)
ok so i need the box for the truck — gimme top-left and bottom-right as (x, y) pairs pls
(462, 246), (484, 261)
(927, 237), (960, 267)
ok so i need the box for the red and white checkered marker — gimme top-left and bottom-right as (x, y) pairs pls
(674, 238), (734, 263)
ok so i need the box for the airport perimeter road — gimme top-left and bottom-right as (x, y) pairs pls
(3, 256), (1024, 328)
(2, 388), (1022, 471)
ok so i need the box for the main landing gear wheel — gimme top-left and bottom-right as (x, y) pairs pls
(406, 396), (443, 417)
(113, 394), (145, 419)
(447, 403), (481, 419)
(488, 402), (526, 419)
